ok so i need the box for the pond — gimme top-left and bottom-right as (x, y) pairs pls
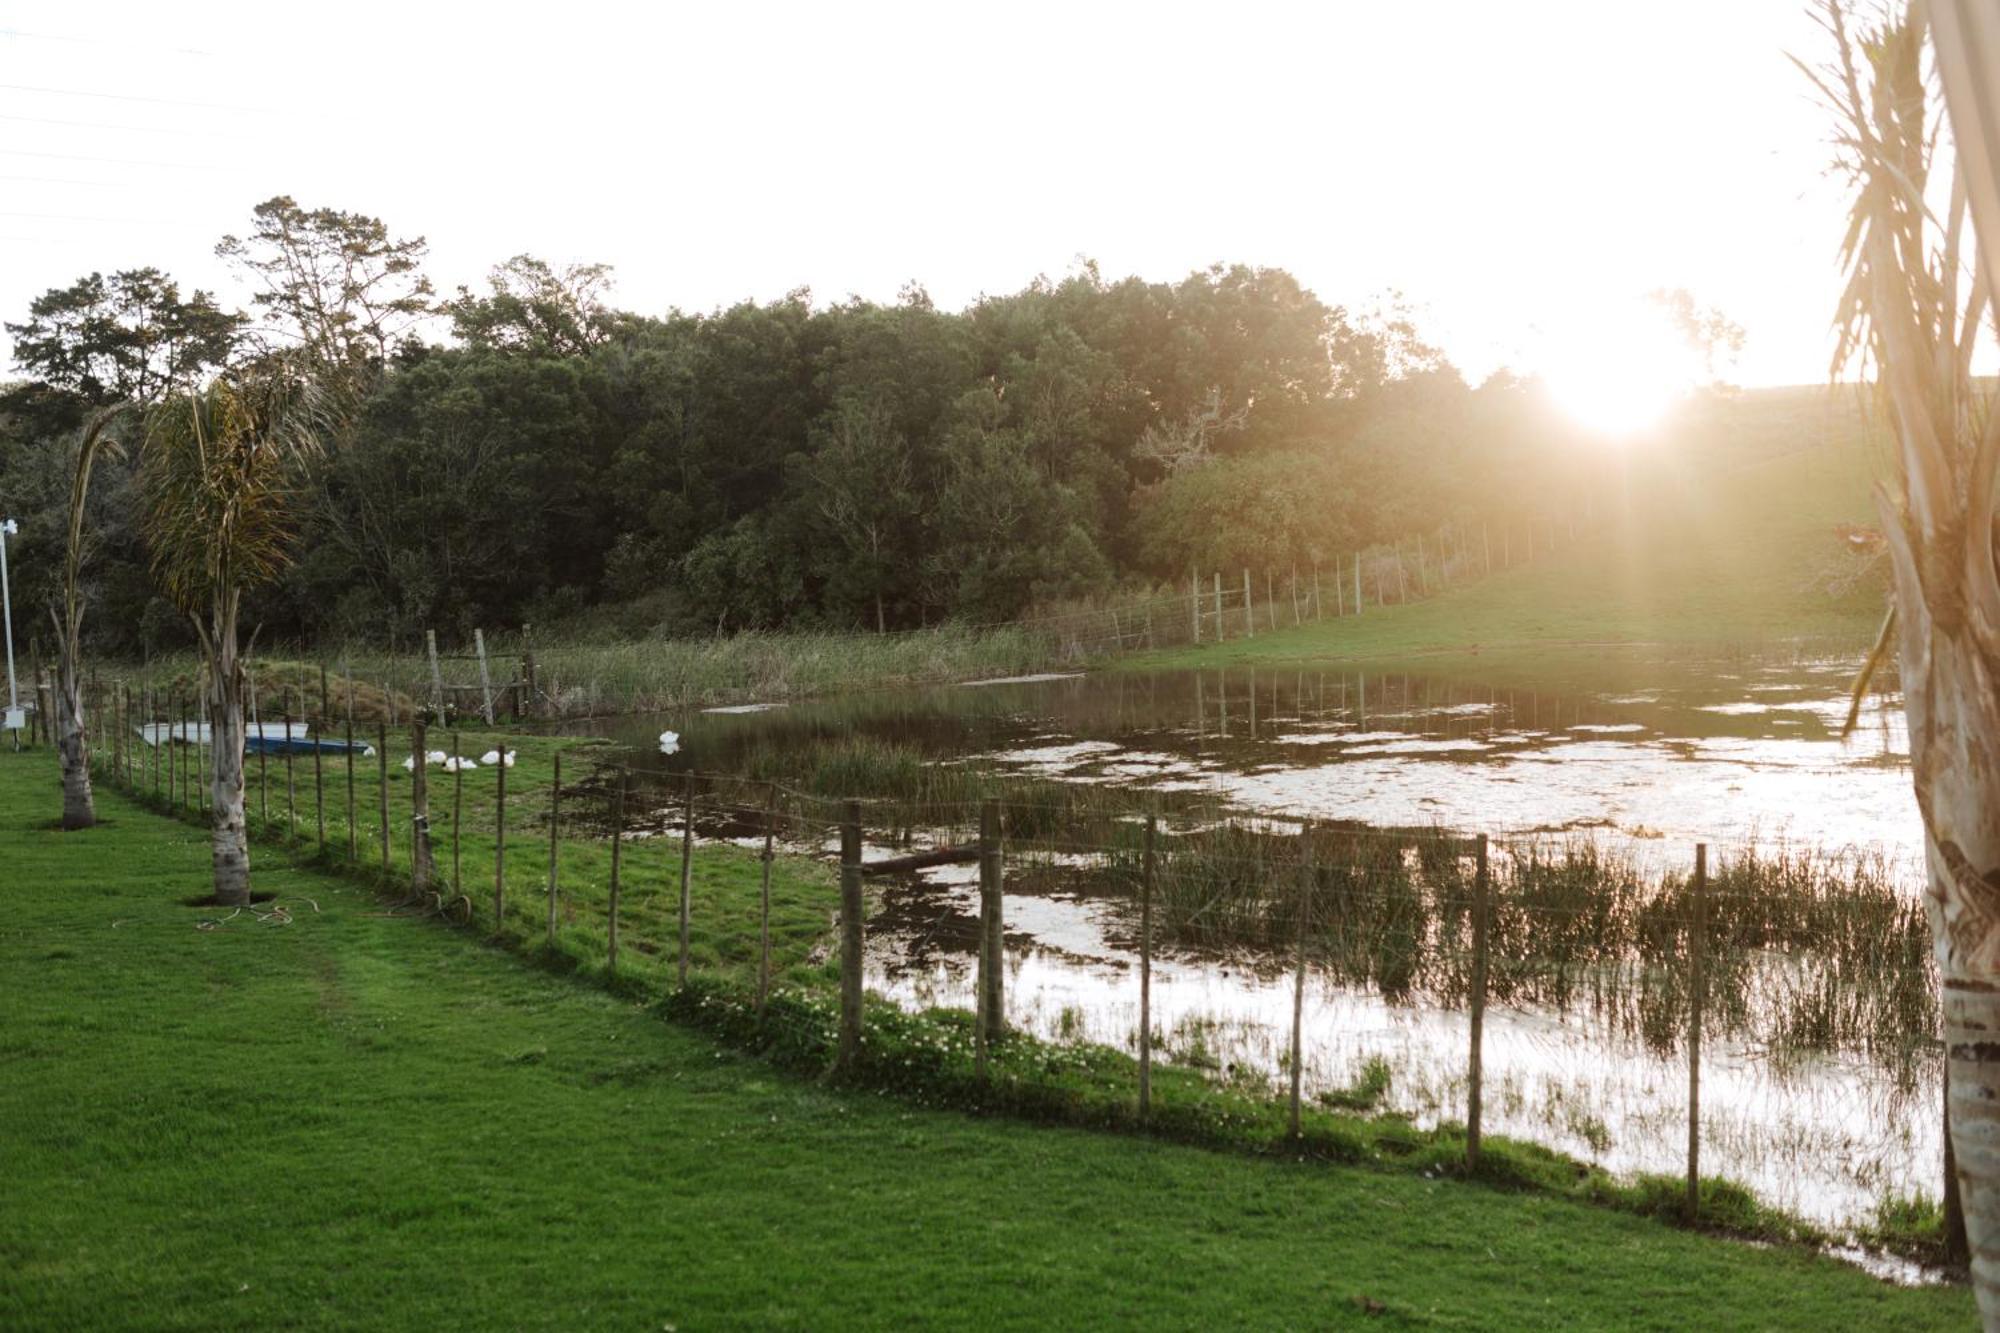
(582, 647), (1933, 1234)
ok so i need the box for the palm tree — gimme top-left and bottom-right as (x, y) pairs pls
(141, 370), (324, 905)
(50, 405), (130, 830)
(1812, 1), (2000, 1314)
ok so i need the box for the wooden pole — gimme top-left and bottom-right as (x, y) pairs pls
(451, 728), (463, 893)
(1289, 824), (1312, 1138)
(344, 716), (357, 861)
(312, 689), (326, 855)
(284, 694), (297, 839)
(979, 799), (1005, 1048)
(678, 770), (695, 987)
(1687, 842), (1708, 1219)
(1290, 563), (1302, 627)
(1212, 572), (1223, 641)
(1242, 568), (1255, 638)
(1354, 553), (1363, 614)
(1190, 569), (1200, 644)
(409, 721), (434, 896)
(1139, 813), (1156, 1120)
(546, 751), (562, 946)
(1266, 568), (1277, 631)
(607, 771), (624, 975)
(1467, 833), (1491, 1170)
(837, 800), (865, 1071)
(493, 733), (507, 932)
(250, 672), (267, 827)
(758, 782), (776, 1019)
(377, 722), (391, 873)
(1312, 558), (1324, 619)
(474, 627), (496, 725)
(426, 629), (445, 718)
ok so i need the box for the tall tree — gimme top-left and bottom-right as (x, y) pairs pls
(216, 196), (434, 405)
(6, 268), (239, 405)
(1815, 0), (1999, 1312)
(795, 401), (918, 633)
(141, 370), (326, 905)
(48, 406), (130, 829)
(447, 254), (613, 357)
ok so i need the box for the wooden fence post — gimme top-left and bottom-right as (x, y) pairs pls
(1290, 564), (1302, 627)
(1313, 558), (1325, 619)
(1190, 570), (1201, 644)
(1467, 833), (1491, 1171)
(474, 627), (496, 725)
(493, 735), (507, 932)
(758, 782), (776, 1019)
(837, 800), (865, 1071)
(409, 722), (434, 897)
(1140, 813), (1156, 1120)
(344, 716), (357, 861)
(312, 683), (326, 854)
(426, 629), (445, 718)
(607, 771), (624, 974)
(678, 770), (695, 987)
(1266, 568), (1278, 631)
(546, 751), (562, 946)
(1687, 842), (1708, 1219)
(1289, 823), (1313, 1138)
(250, 673), (267, 827)
(1354, 553), (1363, 614)
(284, 695), (297, 839)
(1242, 568), (1255, 638)
(377, 722), (391, 873)
(451, 728), (464, 893)
(1212, 572), (1224, 640)
(978, 799), (1006, 1048)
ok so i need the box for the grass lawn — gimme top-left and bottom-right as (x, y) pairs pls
(1124, 388), (1894, 673)
(0, 748), (1972, 1329)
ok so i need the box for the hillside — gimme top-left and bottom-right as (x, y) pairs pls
(1132, 384), (1894, 668)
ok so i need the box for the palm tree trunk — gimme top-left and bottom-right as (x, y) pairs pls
(55, 654), (93, 830)
(207, 653), (251, 907)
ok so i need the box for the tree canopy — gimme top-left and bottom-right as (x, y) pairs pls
(1, 197), (1639, 652)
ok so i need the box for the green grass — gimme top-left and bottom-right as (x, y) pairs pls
(1126, 387), (1893, 671)
(0, 749), (1975, 1328)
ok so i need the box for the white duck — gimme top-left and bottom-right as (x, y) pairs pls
(658, 730), (680, 756)
(479, 748), (517, 767)
(426, 749), (449, 766)
(401, 755), (416, 771)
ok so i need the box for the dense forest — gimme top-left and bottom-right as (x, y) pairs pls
(0, 196), (1665, 654)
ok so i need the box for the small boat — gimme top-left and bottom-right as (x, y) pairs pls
(137, 721), (369, 756)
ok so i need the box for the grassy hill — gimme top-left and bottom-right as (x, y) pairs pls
(0, 752), (1970, 1329)
(1130, 384), (1895, 669)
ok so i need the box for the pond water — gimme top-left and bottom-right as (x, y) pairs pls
(584, 648), (1936, 1235)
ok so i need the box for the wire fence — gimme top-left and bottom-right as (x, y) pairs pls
(32, 507), (1612, 726)
(65, 675), (1946, 1235)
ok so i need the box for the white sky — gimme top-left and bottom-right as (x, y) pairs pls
(0, 1), (1863, 388)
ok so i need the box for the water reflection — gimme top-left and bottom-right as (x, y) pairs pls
(583, 648), (1931, 1230)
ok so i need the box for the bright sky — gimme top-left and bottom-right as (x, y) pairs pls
(0, 1), (1862, 391)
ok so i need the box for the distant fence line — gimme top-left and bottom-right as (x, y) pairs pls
(17, 506), (1603, 728)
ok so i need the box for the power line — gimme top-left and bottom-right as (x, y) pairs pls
(0, 210), (185, 225)
(0, 111), (234, 138)
(0, 173), (131, 188)
(0, 81), (269, 114)
(0, 26), (213, 56)
(0, 147), (215, 170)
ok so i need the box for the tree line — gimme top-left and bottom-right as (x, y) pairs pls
(0, 195), (1667, 654)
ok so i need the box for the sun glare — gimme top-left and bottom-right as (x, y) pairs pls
(1542, 306), (1698, 437)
